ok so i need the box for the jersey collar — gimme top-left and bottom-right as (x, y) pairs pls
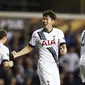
(43, 28), (53, 33)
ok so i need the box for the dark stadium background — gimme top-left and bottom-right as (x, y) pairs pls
(0, 0), (81, 13)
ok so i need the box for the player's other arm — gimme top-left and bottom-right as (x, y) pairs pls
(59, 43), (67, 55)
(11, 45), (33, 58)
(2, 60), (13, 67)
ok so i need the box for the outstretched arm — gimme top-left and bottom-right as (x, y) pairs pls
(12, 45), (33, 58)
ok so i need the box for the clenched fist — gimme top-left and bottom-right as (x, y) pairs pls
(11, 51), (18, 58)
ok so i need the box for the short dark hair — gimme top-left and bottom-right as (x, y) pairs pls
(0, 29), (7, 39)
(43, 10), (57, 20)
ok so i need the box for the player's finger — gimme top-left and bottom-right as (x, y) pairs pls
(11, 51), (17, 56)
(11, 51), (16, 54)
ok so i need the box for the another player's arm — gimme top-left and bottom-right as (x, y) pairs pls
(1, 50), (13, 67)
(59, 43), (67, 55)
(2, 60), (13, 67)
(12, 45), (33, 58)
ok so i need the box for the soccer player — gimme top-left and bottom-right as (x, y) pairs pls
(0, 29), (13, 68)
(12, 10), (67, 85)
(0, 29), (13, 85)
(80, 30), (85, 85)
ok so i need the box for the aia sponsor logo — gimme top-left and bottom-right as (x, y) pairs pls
(42, 40), (56, 46)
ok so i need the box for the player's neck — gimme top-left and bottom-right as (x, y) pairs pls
(0, 40), (4, 44)
(44, 27), (53, 33)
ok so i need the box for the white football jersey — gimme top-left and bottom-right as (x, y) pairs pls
(81, 30), (85, 57)
(0, 42), (9, 65)
(29, 28), (66, 65)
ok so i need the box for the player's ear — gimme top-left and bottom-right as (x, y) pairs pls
(2, 37), (7, 43)
(3, 36), (7, 40)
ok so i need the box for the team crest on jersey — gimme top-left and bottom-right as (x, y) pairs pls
(53, 36), (55, 40)
(42, 40), (56, 46)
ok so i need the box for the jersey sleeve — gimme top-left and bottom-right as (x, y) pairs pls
(81, 30), (85, 46)
(80, 30), (85, 55)
(59, 30), (66, 44)
(2, 48), (9, 61)
(29, 32), (38, 47)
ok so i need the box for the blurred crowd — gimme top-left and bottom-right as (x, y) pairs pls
(0, 19), (85, 85)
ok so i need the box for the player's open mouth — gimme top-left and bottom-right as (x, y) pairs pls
(43, 23), (48, 26)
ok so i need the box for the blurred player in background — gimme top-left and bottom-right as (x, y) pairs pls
(12, 10), (67, 85)
(80, 30), (85, 85)
(0, 29), (13, 85)
(0, 29), (13, 68)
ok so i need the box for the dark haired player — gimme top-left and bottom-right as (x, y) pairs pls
(12, 10), (67, 85)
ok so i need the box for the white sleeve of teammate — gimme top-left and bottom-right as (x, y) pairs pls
(59, 30), (66, 44)
(29, 32), (38, 47)
(81, 30), (84, 44)
(80, 30), (85, 56)
(2, 48), (9, 61)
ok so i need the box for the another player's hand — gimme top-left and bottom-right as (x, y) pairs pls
(9, 61), (13, 67)
(3, 61), (13, 67)
(11, 51), (18, 58)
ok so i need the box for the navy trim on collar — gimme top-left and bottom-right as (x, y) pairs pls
(43, 28), (53, 33)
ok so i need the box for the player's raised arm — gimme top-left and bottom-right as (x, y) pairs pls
(11, 45), (33, 58)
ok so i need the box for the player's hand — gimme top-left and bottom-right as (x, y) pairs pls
(60, 48), (66, 55)
(11, 51), (18, 58)
(3, 61), (13, 67)
(9, 61), (14, 67)
(60, 46), (67, 55)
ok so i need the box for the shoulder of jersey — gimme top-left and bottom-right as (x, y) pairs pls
(82, 30), (85, 34)
(1, 44), (9, 52)
(53, 27), (63, 33)
(33, 28), (63, 34)
(81, 30), (85, 37)
(33, 28), (43, 34)
(83, 30), (85, 32)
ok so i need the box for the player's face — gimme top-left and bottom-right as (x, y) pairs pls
(3, 36), (7, 44)
(42, 15), (54, 28)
